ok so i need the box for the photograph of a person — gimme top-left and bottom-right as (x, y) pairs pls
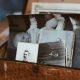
(23, 50), (30, 61)
(7, 14), (66, 60)
(16, 42), (38, 63)
(16, 41), (66, 67)
(7, 14), (42, 60)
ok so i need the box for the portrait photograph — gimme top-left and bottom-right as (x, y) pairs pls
(16, 42), (38, 63)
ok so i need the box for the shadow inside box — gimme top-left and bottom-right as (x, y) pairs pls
(6, 47), (16, 60)
(0, 42), (7, 58)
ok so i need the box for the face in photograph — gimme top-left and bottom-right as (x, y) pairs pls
(23, 50), (30, 61)
(16, 42), (39, 63)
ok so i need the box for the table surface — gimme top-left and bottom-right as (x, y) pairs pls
(0, 19), (9, 47)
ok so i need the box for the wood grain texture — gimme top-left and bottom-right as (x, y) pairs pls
(0, 60), (80, 80)
(0, 19), (8, 58)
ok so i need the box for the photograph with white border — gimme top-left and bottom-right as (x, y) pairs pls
(16, 42), (39, 63)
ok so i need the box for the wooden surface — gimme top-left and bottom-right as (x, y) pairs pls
(25, 0), (38, 14)
(0, 60), (80, 80)
(0, 19), (9, 58)
(0, 19), (9, 46)
(0, 19), (8, 33)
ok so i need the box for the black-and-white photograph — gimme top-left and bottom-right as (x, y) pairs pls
(38, 42), (66, 66)
(16, 42), (38, 63)
(16, 41), (66, 67)
(7, 14), (45, 60)
(7, 14), (67, 60)
(39, 30), (75, 67)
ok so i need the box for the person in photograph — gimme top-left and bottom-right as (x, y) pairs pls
(41, 15), (58, 30)
(53, 13), (65, 30)
(27, 16), (40, 43)
(40, 14), (65, 31)
(13, 32), (31, 47)
(23, 49), (30, 61)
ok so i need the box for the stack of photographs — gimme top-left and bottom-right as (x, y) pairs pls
(16, 41), (66, 66)
(1, 3), (80, 79)
(6, 14), (77, 68)
(39, 30), (75, 67)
